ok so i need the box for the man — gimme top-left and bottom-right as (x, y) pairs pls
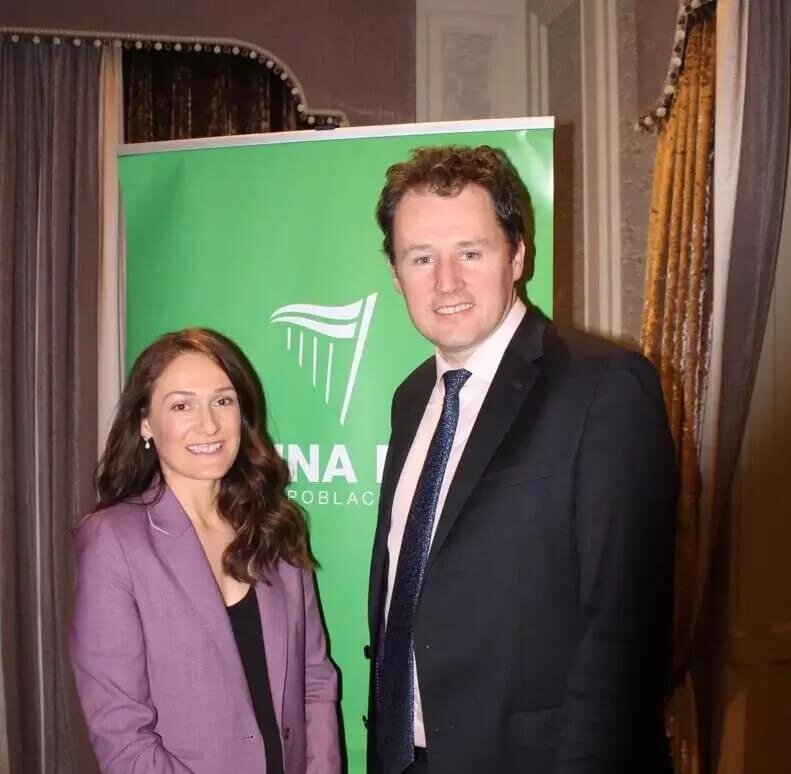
(366, 145), (676, 774)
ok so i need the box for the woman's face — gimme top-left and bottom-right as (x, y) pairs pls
(140, 352), (242, 492)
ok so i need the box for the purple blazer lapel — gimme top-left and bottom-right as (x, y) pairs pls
(145, 488), (251, 705)
(147, 486), (290, 734)
(255, 572), (287, 731)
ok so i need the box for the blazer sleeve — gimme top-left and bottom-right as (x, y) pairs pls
(557, 353), (676, 773)
(302, 569), (341, 774)
(69, 514), (195, 774)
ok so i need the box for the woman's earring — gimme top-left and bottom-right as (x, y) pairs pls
(144, 437), (151, 450)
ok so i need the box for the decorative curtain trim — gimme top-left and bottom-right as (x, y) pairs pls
(635, 0), (717, 132)
(0, 26), (347, 128)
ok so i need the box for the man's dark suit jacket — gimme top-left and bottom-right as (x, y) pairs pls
(367, 307), (676, 774)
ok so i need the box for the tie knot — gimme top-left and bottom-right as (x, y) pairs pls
(442, 368), (471, 398)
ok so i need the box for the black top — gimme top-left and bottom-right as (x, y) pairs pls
(227, 586), (284, 774)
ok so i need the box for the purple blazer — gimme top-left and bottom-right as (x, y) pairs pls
(69, 487), (340, 774)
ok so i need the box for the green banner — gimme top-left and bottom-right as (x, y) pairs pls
(119, 119), (554, 772)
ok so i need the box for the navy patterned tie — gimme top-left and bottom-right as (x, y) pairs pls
(376, 368), (471, 774)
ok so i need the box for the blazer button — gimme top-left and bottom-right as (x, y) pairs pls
(283, 727), (291, 741)
(363, 645), (371, 660)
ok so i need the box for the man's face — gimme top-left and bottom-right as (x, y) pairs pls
(390, 183), (525, 364)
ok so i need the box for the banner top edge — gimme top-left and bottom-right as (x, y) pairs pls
(118, 116), (556, 157)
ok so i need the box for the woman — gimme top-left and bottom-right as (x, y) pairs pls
(70, 328), (340, 774)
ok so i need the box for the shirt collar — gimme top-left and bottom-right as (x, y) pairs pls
(434, 297), (527, 388)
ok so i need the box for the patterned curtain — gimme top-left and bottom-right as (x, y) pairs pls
(640, 9), (717, 774)
(123, 48), (300, 143)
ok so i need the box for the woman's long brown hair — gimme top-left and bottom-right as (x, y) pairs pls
(94, 328), (314, 579)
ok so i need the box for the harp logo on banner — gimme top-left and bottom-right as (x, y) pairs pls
(270, 293), (378, 426)
(269, 293), (384, 509)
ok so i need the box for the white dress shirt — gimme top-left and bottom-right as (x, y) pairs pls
(384, 298), (527, 747)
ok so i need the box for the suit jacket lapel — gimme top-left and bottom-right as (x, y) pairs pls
(427, 309), (547, 567)
(255, 571), (287, 730)
(368, 358), (435, 638)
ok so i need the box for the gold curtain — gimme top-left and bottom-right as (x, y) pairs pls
(640, 11), (716, 774)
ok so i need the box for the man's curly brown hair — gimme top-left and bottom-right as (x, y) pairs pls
(375, 144), (533, 265)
